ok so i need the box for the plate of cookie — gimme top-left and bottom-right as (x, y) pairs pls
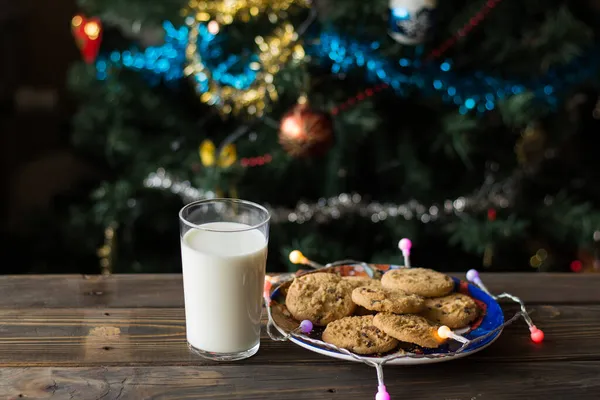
(265, 260), (505, 365)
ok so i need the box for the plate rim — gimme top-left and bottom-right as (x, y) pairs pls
(287, 327), (503, 365)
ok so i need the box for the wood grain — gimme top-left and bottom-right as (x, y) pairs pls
(0, 304), (597, 367)
(1, 274), (599, 400)
(0, 274), (185, 309)
(2, 362), (600, 400)
(1, 273), (599, 308)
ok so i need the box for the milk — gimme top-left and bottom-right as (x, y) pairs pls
(180, 222), (267, 354)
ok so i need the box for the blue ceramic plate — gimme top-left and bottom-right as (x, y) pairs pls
(268, 264), (504, 365)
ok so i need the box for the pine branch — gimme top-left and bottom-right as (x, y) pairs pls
(433, 112), (479, 167)
(445, 213), (529, 254)
(538, 193), (600, 245)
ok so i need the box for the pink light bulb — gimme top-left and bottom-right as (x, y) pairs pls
(376, 385), (390, 400)
(398, 238), (412, 254)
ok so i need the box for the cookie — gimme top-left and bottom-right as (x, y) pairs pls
(420, 293), (479, 329)
(351, 286), (425, 314)
(373, 313), (443, 348)
(342, 276), (382, 290)
(381, 268), (454, 297)
(322, 315), (399, 355)
(285, 272), (355, 326)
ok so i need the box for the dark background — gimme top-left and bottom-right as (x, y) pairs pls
(1, 0), (96, 272)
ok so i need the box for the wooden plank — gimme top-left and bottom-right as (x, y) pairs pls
(1, 362), (600, 399)
(0, 304), (597, 367)
(1, 273), (600, 308)
(0, 274), (185, 309)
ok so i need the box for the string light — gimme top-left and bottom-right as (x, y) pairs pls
(183, 0), (310, 116)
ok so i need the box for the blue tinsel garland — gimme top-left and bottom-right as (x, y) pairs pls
(95, 21), (600, 115)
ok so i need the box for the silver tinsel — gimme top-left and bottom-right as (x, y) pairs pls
(143, 168), (515, 224)
(144, 168), (211, 203)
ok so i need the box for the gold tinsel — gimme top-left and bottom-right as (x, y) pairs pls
(183, 0), (310, 116)
(515, 124), (546, 168)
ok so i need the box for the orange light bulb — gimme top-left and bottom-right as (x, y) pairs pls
(289, 250), (306, 264)
(84, 21), (100, 37)
(437, 325), (452, 339)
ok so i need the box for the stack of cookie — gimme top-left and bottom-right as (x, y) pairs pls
(284, 268), (480, 356)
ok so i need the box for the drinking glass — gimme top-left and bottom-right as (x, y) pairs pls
(179, 198), (270, 361)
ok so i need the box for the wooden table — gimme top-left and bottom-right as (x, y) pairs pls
(0, 273), (598, 399)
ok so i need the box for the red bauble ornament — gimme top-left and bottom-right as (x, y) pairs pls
(278, 102), (334, 158)
(71, 15), (103, 64)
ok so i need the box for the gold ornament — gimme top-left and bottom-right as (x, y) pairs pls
(278, 102), (334, 157)
(183, 0), (310, 116)
(515, 124), (546, 167)
(199, 139), (237, 168)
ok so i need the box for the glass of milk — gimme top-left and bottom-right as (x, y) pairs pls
(179, 198), (270, 361)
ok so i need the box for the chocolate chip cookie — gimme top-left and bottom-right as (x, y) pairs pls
(373, 312), (443, 348)
(322, 315), (399, 355)
(285, 272), (355, 326)
(381, 268), (454, 297)
(420, 293), (479, 329)
(351, 286), (425, 314)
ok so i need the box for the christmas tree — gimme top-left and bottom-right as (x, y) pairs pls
(39, 0), (600, 274)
